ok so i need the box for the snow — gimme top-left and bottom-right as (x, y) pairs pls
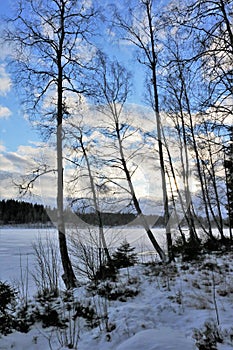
(0, 227), (233, 350)
(0, 330), (48, 350)
(0, 228), (59, 294)
(0, 227), (165, 292)
(115, 328), (194, 350)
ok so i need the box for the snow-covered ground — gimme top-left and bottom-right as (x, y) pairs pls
(0, 227), (233, 349)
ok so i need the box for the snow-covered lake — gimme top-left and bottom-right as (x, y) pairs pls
(0, 226), (230, 295)
(0, 228), (56, 292)
(0, 226), (166, 293)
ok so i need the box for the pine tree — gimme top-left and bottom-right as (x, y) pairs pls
(112, 240), (138, 269)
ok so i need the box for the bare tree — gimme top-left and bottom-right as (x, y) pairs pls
(66, 123), (113, 270)
(5, 0), (98, 288)
(160, 35), (207, 241)
(169, 0), (233, 238)
(224, 125), (233, 240)
(197, 121), (227, 239)
(90, 54), (166, 261)
(114, 0), (173, 260)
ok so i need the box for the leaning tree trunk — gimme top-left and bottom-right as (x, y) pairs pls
(116, 122), (166, 262)
(79, 135), (112, 266)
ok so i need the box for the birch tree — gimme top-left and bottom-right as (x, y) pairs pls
(167, 0), (232, 239)
(90, 54), (166, 261)
(114, 0), (174, 261)
(5, 0), (98, 289)
(66, 122), (113, 272)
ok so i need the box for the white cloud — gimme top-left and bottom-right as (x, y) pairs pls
(0, 142), (5, 152)
(0, 105), (12, 119)
(0, 143), (57, 202)
(0, 100), (199, 220)
(0, 65), (11, 95)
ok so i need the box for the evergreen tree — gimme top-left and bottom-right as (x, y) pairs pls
(112, 240), (138, 269)
(0, 199), (52, 224)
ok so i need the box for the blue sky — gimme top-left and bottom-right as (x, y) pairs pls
(0, 0), (145, 202)
(0, 1), (142, 154)
(0, 0), (207, 218)
(0, 0), (41, 153)
(0, 0), (193, 211)
(0, 1), (44, 203)
(0, 91), (41, 152)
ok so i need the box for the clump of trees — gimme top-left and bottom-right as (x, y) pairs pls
(3, 0), (233, 289)
(0, 199), (53, 225)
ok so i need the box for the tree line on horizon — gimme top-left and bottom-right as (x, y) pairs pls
(0, 199), (52, 225)
(0, 198), (230, 228)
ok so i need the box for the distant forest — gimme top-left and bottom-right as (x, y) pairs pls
(0, 199), (163, 227)
(0, 199), (53, 225)
(0, 199), (226, 227)
(0, 199), (140, 226)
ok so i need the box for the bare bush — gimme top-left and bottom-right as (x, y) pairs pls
(55, 306), (80, 350)
(69, 227), (100, 281)
(68, 227), (121, 282)
(31, 233), (61, 297)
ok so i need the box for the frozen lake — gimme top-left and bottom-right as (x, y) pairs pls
(1, 226), (230, 295)
(0, 228), (57, 292)
(0, 226), (167, 294)
(0, 226), (231, 294)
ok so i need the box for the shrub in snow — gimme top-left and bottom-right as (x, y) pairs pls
(203, 238), (222, 252)
(203, 237), (232, 253)
(173, 237), (202, 261)
(193, 320), (223, 350)
(94, 264), (117, 282)
(97, 280), (139, 301)
(182, 238), (202, 261)
(14, 303), (36, 333)
(36, 304), (62, 328)
(0, 281), (16, 335)
(0, 313), (15, 336)
(217, 288), (229, 297)
(73, 300), (100, 329)
(202, 261), (220, 272)
(112, 240), (138, 269)
(0, 282), (42, 334)
(0, 281), (16, 313)
(31, 234), (60, 299)
(55, 302), (80, 350)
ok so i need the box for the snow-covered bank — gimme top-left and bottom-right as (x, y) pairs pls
(115, 328), (194, 350)
(1, 251), (233, 349)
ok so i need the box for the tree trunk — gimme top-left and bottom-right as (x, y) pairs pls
(145, 1), (173, 261)
(56, 7), (77, 289)
(116, 122), (166, 262)
(57, 119), (77, 289)
(79, 134), (112, 266)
